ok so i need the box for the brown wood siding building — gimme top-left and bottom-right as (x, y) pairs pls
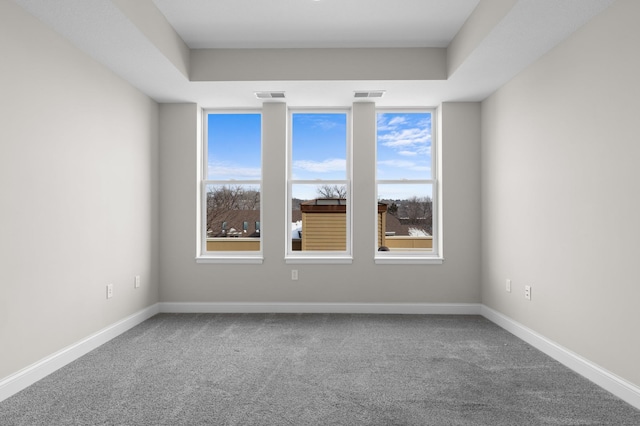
(300, 199), (346, 251)
(299, 199), (388, 250)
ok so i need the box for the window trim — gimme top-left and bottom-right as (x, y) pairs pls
(196, 109), (264, 264)
(285, 108), (353, 264)
(374, 108), (442, 264)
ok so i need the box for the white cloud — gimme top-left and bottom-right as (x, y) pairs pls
(313, 118), (339, 130)
(377, 159), (431, 175)
(298, 115), (342, 130)
(379, 127), (431, 148)
(293, 158), (345, 173)
(388, 116), (407, 126)
(398, 150), (417, 157)
(208, 162), (261, 179)
(377, 159), (417, 169)
(410, 165), (431, 172)
(378, 113), (431, 132)
(377, 115), (400, 132)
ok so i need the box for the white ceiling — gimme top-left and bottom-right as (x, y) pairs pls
(12, 0), (616, 108)
(152, 0), (480, 49)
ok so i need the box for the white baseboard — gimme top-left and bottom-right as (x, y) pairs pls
(0, 303), (160, 403)
(481, 305), (640, 410)
(158, 302), (482, 315)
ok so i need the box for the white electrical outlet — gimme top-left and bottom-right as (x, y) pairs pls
(525, 285), (531, 301)
(506, 279), (511, 293)
(291, 269), (298, 281)
(106, 283), (113, 299)
(134, 275), (141, 289)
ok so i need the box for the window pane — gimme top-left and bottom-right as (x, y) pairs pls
(292, 113), (347, 180)
(377, 184), (433, 251)
(291, 183), (347, 252)
(206, 184), (260, 252)
(377, 112), (432, 180)
(207, 114), (261, 180)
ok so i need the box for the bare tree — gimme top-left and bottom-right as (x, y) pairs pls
(206, 185), (260, 234)
(316, 184), (347, 199)
(401, 196), (433, 235)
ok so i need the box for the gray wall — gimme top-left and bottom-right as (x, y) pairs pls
(0, 1), (160, 380)
(159, 102), (481, 304)
(481, 0), (640, 388)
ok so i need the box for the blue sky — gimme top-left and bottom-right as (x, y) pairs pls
(376, 112), (432, 201)
(207, 113), (261, 180)
(291, 113), (347, 200)
(292, 113), (347, 181)
(207, 111), (432, 200)
(377, 112), (432, 181)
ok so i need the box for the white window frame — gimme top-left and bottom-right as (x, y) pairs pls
(286, 108), (353, 264)
(196, 109), (263, 264)
(375, 108), (443, 264)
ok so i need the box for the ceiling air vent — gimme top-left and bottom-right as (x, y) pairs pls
(354, 91), (385, 98)
(255, 91), (285, 99)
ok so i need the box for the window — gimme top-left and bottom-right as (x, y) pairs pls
(376, 110), (439, 262)
(287, 111), (351, 262)
(199, 111), (262, 262)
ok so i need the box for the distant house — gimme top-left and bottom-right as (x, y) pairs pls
(208, 200), (431, 251)
(208, 210), (261, 238)
(385, 214), (430, 237)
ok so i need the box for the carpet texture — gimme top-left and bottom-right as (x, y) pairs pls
(1, 313), (639, 425)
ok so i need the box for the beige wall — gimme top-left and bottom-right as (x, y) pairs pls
(481, 0), (640, 388)
(190, 48), (446, 82)
(159, 102), (481, 304)
(0, 1), (160, 380)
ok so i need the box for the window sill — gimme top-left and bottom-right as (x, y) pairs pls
(375, 256), (443, 265)
(285, 256), (353, 265)
(196, 255), (264, 264)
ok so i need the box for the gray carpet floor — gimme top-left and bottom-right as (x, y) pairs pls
(1, 313), (639, 425)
